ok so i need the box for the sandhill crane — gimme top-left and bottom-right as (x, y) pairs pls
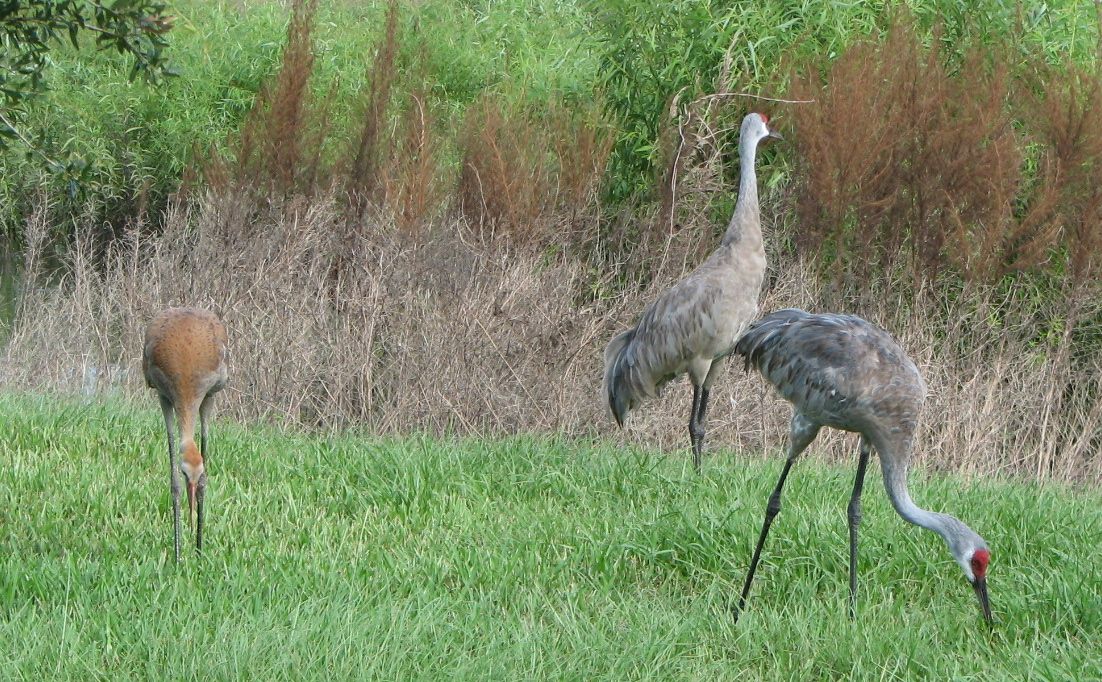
(603, 112), (781, 471)
(143, 307), (228, 561)
(731, 308), (992, 622)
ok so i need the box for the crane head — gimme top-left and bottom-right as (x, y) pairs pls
(744, 112), (783, 145)
(968, 548), (992, 623)
(953, 541), (992, 623)
(180, 442), (206, 528)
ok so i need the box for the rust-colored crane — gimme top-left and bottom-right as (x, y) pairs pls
(143, 307), (228, 561)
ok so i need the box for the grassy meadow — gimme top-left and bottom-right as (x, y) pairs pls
(1, 393), (1099, 680)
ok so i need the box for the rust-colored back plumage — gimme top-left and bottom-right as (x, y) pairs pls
(144, 308), (227, 468)
(143, 308), (228, 405)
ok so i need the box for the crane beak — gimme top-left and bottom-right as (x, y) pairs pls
(767, 128), (784, 141)
(186, 481), (197, 525)
(195, 476), (205, 553)
(972, 577), (992, 623)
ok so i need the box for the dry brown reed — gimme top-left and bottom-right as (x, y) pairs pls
(457, 96), (611, 248)
(785, 14), (1078, 287)
(207, 0), (324, 200)
(345, 0), (400, 211)
(4, 183), (1100, 487)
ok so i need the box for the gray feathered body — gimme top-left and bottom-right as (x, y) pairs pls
(734, 308), (926, 458)
(604, 243), (766, 425)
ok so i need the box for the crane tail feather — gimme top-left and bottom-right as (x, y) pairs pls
(734, 308), (809, 374)
(603, 328), (639, 427)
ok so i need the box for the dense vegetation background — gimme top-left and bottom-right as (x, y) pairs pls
(1, 0), (1100, 484)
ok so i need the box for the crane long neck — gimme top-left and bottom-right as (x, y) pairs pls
(879, 444), (966, 551)
(174, 396), (204, 464)
(721, 135), (761, 247)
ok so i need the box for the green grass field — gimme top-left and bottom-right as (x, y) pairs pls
(1, 393), (1099, 680)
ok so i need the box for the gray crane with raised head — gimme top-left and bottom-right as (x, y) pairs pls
(143, 307), (229, 561)
(731, 308), (992, 622)
(603, 112), (781, 471)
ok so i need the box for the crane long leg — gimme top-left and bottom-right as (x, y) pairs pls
(689, 383), (706, 472)
(197, 394), (213, 554)
(199, 394), (213, 464)
(196, 472), (207, 554)
(733, 414), (819, 621)
(847, 438), (872, 619)
(691, 358), (721, 472)
(159, 396), (181, 563)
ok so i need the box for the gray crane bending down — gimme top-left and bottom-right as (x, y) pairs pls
(603, 112), (781, 471)
(143, 307), (229, 562)
(731, 308), (992, 622)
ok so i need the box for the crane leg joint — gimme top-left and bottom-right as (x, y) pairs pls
(765, 491), (782, 519)
(688, 423), (704, 441)
(847, 499), (861, 526)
